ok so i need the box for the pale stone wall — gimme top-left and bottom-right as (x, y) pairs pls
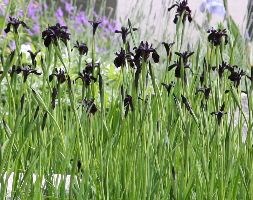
(116, 0), (248, 42)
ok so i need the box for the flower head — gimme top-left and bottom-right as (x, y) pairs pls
(74, 11), (89, 27)
(82, 98), (98, 115)
(27, 1), (41, 19)
(196, 86), (211, 99)
(27, 50), (40, 67)
(88, 20), (102, 35)
(115, 26), (137, 44)
(175, 51), (194, 66)
(134, 41), (159, 63)
(114, 48), (127, 68)
(200, 0), (226, 17)
(168, 51), (194, 78)
(14, 65), (41, 82)
(207, 28), (228, 46)
(72, 41), (88, 55)
(227, 66), (246, 87)
(63, 1), (75, 14)
(168, 0), (192, 24)
(76, 66), (97, 87)
(161, 82), (175, 96)
(212, 61), (231, 78)
(211, 103), (227, 125)
(55, 7), (65, 25)
(162, 42), (174, 57)
(49, 68), (68, 84)
(42, 23), (70, 47)
(4, 16), (29, 34)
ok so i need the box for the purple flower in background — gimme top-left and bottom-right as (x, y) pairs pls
(55, 7), (65, 25)
(200, 0), (226, 17)
(0, 0), (8, 15)
(27, 1), (42, 35)
(27, 1), (41, 19)
(112, 20), (121, 31)
(17, 10), (24, 18)
(75, 11), (88, 26)
(100, 16), (111, 33)
(28, 23), (40, 36)
(63, 1), (74, 15)
(100, 16), (121, 34)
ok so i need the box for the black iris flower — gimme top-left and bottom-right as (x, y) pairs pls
(211, 103), (227, 125)
(88, 20), (102, 35)
(4, 16), (29, 34)
(113, 44), (136, 69)
(175, 51), (194, 66)
(42, 23), (70, 47)
(162, 42), (175, 57)
(124, 95), (134, 117)
(76, 66), (97, 86)
(18, 65), (41, 82)
(114, 48), (126, 68)
(49, 68), (68, 84)
(168, 0), (192, 24)
(168, 60), (183, 78)
(0, 65), (41, 82)
(168, 51), (194, 78)
(72, 41), (88, 56)
(85, 61), (100, 70)
(212, 61), (231, 78)
(82, 98), (98, 115)
(207, 28), (228, 46)
(227, 66), (246, 87)
(115, 26), (138, 44)
(27, 50), (40, 67)
(196, 86), (211, 99)
(131, 42), (160, 88)
(134, 41), (159, 63)
(161, 82), (175, 96)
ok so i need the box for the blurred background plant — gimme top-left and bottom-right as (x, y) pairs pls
(0, 0), (121, 58)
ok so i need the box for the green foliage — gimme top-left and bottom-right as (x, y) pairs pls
(0, 0), (252, 199)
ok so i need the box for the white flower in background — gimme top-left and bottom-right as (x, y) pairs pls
(200, 0), (226, 17)
(21, 43), (32, 58)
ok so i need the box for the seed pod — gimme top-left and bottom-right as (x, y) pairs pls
(20, 94), (25, 112)
(41, 112), (48, 130)
(51, 87), (58, 109)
